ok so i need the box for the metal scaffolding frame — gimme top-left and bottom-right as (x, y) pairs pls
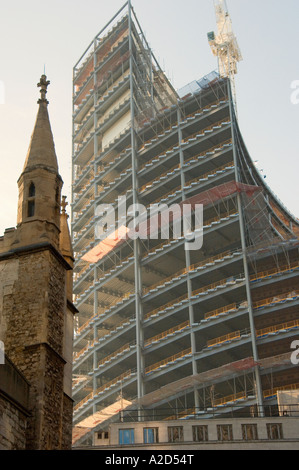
(71, 2), (299, 439)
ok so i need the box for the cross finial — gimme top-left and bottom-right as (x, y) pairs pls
(61, 195), (68, 215)
(37, 74), (50, 104)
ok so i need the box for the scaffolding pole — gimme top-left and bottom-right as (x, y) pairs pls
(177, 107), (200, 411)
(227, 80), (265, 417)
(128, 0), (144, 415)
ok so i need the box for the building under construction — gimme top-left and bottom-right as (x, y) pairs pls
(71, 1), (299, 447)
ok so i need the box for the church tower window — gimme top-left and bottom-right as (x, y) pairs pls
(28, 182), (35, 217)
(29, 182), (36, 197)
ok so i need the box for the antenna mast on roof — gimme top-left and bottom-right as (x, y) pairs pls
(207, 0), (242, 116)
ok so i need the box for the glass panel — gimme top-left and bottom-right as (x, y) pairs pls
(144, 428), (158, 444)
(119, 428), (134, 445)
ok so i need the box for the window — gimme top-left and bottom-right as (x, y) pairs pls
(119, 428), (135, 445)
(29, 183), (36, 197)
(267, 423), (283, 440)
(168, 426), (184, 443)
(217, 424), (233, 441)
(144, 428), (159, 444)
(28, 200), (35, 217)
(192, 425), (208, 442)
(242, 424), (258, 441)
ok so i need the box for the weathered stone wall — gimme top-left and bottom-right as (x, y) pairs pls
(1, 248), (66, 368)
(23, 344), (66, 450)
(0, 258), (19, 344)
(0, 395), (27, 450)
(47, 248), (66, 356)
(0, 246), (72, 450)
(0, 356), (30, 450)
(61, 394), (74, 450)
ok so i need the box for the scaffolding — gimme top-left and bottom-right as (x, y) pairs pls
(71, 1), (299, 443)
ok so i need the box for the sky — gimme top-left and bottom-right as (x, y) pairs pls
(0, 0), (298, 235)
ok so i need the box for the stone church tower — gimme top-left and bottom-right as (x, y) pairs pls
(0, 76), (76, 450)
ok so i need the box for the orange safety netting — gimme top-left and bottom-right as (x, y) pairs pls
(82, 226), (129, 263)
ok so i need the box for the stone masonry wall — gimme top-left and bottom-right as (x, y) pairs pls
(0, 248), (66, 361)
(0, 246), (70, 449)
(1, 249), (66, 368)
(0, 356), (30, 450)
(23, 344), (65, 450)
(0, 395), (27, 450)
(61, 394), (74, 450)
(0, 258), (19, 345)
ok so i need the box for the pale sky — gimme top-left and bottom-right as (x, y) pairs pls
(0, 0), (298, 236)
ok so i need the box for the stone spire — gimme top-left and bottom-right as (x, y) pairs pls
(16, 75), (63, 248)
(21, 75), (59, 174)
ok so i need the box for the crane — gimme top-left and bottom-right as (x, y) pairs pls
(207, 0), (242, 115)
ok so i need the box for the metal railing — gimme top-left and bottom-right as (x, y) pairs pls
(119, 402), (299, 422)
(144, 271), (244, 321)
(138, 98), (229, 151)
(144, 321), (190, 348)
(74, 368), (135, 413)
(250, 262), (299, 283)
(145, 348), (192, 375)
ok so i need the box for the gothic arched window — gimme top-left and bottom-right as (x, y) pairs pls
(29, 182), (36, 198)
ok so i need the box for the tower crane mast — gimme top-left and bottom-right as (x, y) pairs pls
(208, 0), (242, 115)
